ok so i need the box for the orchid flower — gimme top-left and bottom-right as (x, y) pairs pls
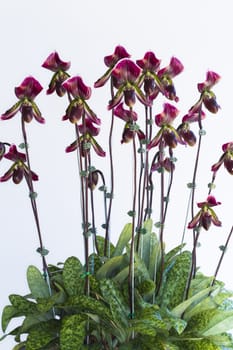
(211, 142), (233, 175)
(42, 51), (71, 97)
(62, 76), (100, 125)
(0, 145), (38, 184)
(1, 77), (44, 123)
(113, 103), (144, 143)
(177, 122), (196, 146)
(136, 51), (162, 98)
(94, 45), (130, 88)
(156, 56), (184, 102)
(198, 71), (221, 113)
(147, 103), (184, 149)
(65, 119), (105, 157)
(108, 59), (150, 109)
(188, 195), (221, 231)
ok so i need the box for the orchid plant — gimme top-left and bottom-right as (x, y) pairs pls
(1, 46), (233, 350)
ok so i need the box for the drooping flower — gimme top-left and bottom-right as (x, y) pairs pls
(182, 102), (206, 123)
(94, 45), (130, 88)
(120, 122), (145, 144)
(87, 170), (99, 190)
(198, 71), (221, 113)
(147, 103), (184, 149)
(1, 77), (44, 123)
(177, 122), (196, 146)
(188, 195), (221, 231)
(65, 119), (105, 157)
(197, 71), (221, 92)
(151, 157), (175, 173)
(42, 52), (70, 97)
(113, 103), (138, 122)
(108, 59), (150, 109)
(136, 52), (162, 98)
(156, 57), (184, 102)
(211, 142), (233, 175)
(113, 103), (144, 143)
(0, 145), (38, 184)
(62, 76), (100, 125)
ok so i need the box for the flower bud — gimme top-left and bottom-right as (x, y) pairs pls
(88, 171), (99, 190)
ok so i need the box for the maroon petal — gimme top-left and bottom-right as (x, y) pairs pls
(63, 76), (91, 100)
(4, 145), (26, 162)
(112, 59), (141, 85)
(136, 51), (161, 72)
(114, 103), (138, 122)
(15, 76), (43, 100)
(78, 119), (100, 137)
(104, 45), (130, 67)
(42, 52), (71, 72)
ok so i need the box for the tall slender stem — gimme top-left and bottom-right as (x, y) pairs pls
(104, 78), (115, 257)
(21, 119), (49, 279)
(128, 136), (137, 322)
(211, 224), (233, 287)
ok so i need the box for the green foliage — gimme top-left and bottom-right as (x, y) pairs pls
(1, 222), (233, 349)
(60, 315), (85, 350)
(27, 265), (50, 299)
(157, 250), (192, 309)
(62, 256), (84, 296)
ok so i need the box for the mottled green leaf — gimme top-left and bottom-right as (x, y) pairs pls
(137, 279), (155, 297)
(37, 290), (66, 313)
(1, 305), (21, 332)
(9, 294), (37, 314)
(113, 223), (132, 257)
(26, 320), (59, 350)
(159, 251), (192, 309)
(62, 256), (84, 296)
(99, 279), (129, 329)
(60, 314), (85, 350)
(64, 294), (112, 321)
(27, 265), (50, 299)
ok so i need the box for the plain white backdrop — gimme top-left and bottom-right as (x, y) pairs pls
(0, 0), (233, 348)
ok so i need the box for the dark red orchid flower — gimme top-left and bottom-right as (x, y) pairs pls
(136, 51), (162, 97)
(62, 76), (100, 125)
(177, 122), (196, 146)
(211, 142), (233, 175)
(108, 59), (150, 109)
(198, 71), (221, 113)
(155, 57), (184, 102)
(65, 119), (105, 157)
(1, 77), (44, 124)
(147, 103), (184, 149)
(0, 145), (38, 184)
(188, 195), (221, 231)
(94, 45), (130, 88)
(42, 52), (70, 97)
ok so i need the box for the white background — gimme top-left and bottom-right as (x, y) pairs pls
(0, 0), (233, 348)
